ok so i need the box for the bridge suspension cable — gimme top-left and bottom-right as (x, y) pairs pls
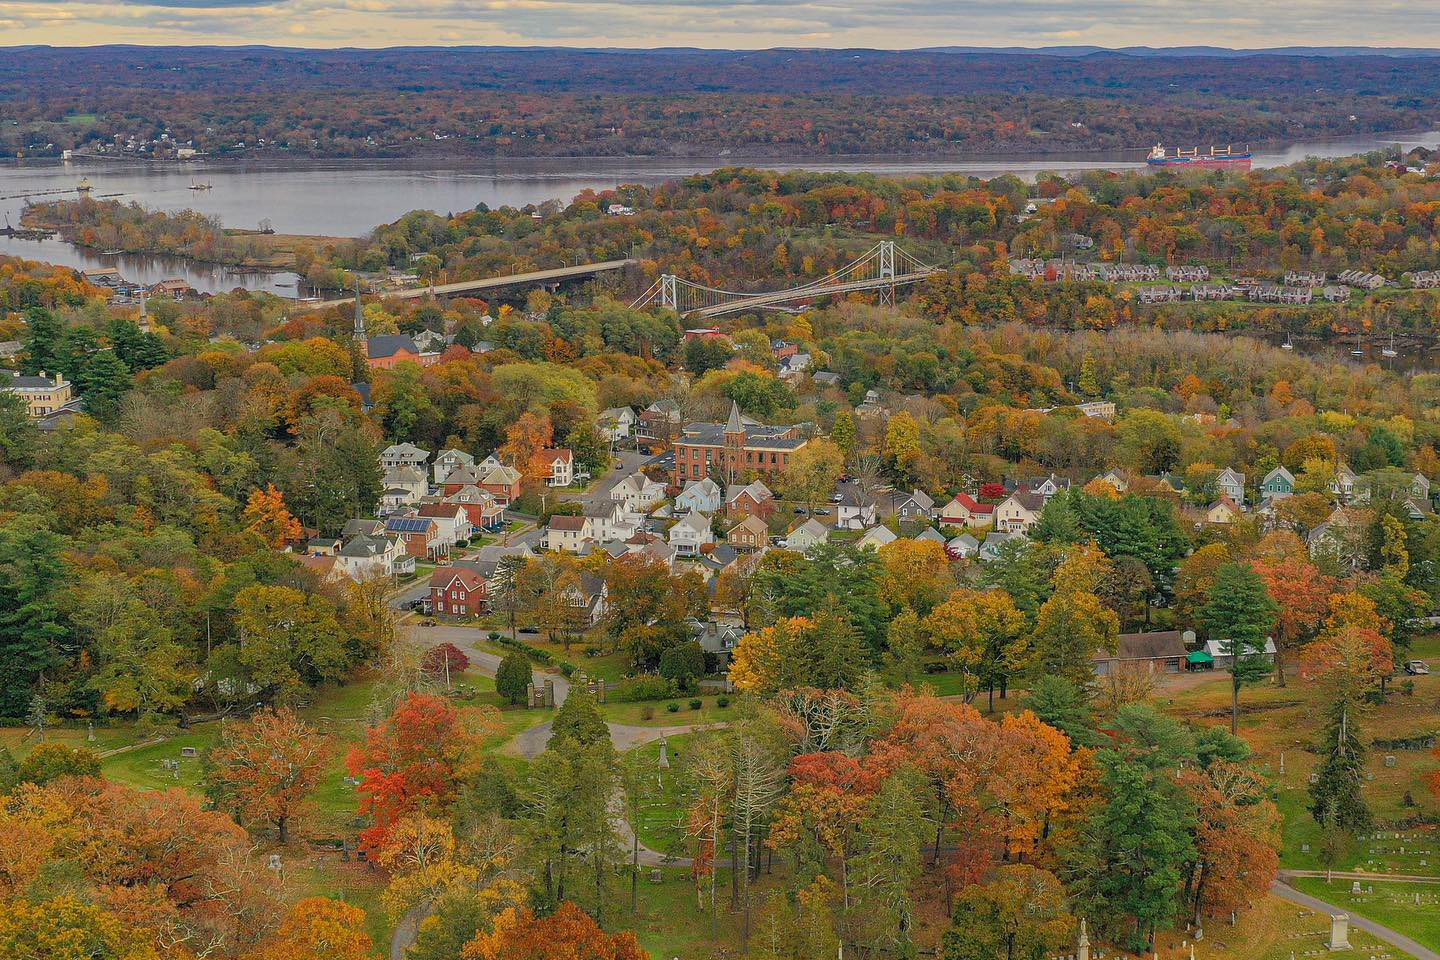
(631, 241), (941, 318)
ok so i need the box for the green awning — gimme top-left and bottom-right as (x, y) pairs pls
(1187, 651), (1214, 664)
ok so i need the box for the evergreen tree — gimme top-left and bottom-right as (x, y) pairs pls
(1027, 675), (1101, 748)
(20, 306), (62, 376)
(1308, 701), (1373, 833)
(1078, 351), (1102, 397)
(1073, 757), (1195, 951)
(807, 595), (870, 690)
(0, 390), (37, 469)
(495, 652), (532, 705)
(550, 687), (610, 749)
(0, 521), (69, 719)
(74, 348), (132, 423)
(1200, 562), (1279, 733)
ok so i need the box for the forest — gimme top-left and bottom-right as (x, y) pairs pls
(0, 46), (1436, 158)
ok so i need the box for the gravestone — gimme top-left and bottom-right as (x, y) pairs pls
(1329, 914), (1351, 951)
(1077, 918), (1090, 960)
(1385, 754), (1397, 768)
(267, 853), (282, 872)
(658, 737), (670, 769)
(180, 746), (197, 758)
(1352, 881), (1362, 894)
(649, 868), (662, 884)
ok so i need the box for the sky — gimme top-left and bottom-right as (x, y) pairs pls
(2, 0), (1440, 50)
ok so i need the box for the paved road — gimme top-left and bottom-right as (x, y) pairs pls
(408, 623), (571, 704)
(1272, 878), (1440, 960)
(554, 449), (651, 507)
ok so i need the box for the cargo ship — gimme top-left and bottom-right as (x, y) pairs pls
(1147, 144), (1252, 167)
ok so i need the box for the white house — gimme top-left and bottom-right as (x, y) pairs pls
(541, 448), (575, 487)
(545, 514), (593, 553)
(334, 533), (409, 581)
(380, 442), (430, 472)
(433, 448), (475, 484)
(584, 499), (639, 542)
(1329, 463), (1370, 504)
(599, 406), (637, 441)
(610, 472), (667, 512)
(785, 518), (830, 552)
(947, 533), (980, 559)
(669, 510), (715, 557)
(858, 525), (898, 551)
(1215, 468), (1246, 505)
(836, 488), (877, 530)
(676, 477), (723, 514)
(994, 491), (1046, 533)
(380, 465), (429, 510)
(978, 530), (1027, 562)
(413, 502), (473, 551)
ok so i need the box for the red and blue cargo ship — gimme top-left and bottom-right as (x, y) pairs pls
(1146, 144), (1252, 167)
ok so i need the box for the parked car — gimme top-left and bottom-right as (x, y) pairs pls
(793, 506), (806, 514)
(829, 493), (843, 503)
(519, 626), (540, 635)
(815, 508), (831, 516)
(1405, 659), (1431, 675)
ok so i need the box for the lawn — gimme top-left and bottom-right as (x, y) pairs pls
(624, 732), (702, 856)
(600, 695), (735, 727)
(1151, 892), (1391, 960)
(1291, 877), (1440, 952)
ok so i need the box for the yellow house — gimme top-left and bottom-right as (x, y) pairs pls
(1206, 496), (1241, 525)
(4, 371), (73, 417)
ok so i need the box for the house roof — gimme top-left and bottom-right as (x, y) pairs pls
(386, 516), (435, 534)
(859, 525), (898, 548)
(726, 400), (745, 434)
(416, 502), (466, 520)
(672, 510), (711, 535)
(1106, 631), (1189, 661)
(384, 465), (427, 484)
(944, 492), (994, 515)
(789, 518), (830, 540)
(481, 465), (522, 486)
(382, 442), (430, 461)
(728, 514), (769, 535)
(914, 527), (946, 543)
(548, 515), (589, 531)
(367, 334), (420, 359)
(3, 372), (63, 389)
(541, 448), (573, 464)
(1005, 491), (1047, 513)
(1263, 466), (1296, 486)
(339, 534), (394, 558)
(430, 567), (486, 591)
(342, 518), (385, 537)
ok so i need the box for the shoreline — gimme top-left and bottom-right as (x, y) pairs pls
(7, 126), (1436, 170)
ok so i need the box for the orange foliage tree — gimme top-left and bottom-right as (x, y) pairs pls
(243, 483), (303, 547)
(345, 692), (490, 851)
(463, 902), (647, 960)
(1251, 541), (1336, 686)
(259, 897), (374, 960)
(207, 706), (331, 844)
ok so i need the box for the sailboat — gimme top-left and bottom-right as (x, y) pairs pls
(1281, 331), (1294, 350)
(1382, 332), (1398, 359)
(188, 179), (212, 191)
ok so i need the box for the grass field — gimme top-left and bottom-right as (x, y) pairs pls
(1291, 878), (1440, 952)
(625, 732), (703, 856)
(600, 696), (735, 727)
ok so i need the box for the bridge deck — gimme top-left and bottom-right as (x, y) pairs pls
(688, 269), (938, 318)
(299, 259), (636, 310)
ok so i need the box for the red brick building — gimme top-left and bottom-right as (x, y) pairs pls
(430, 567), (488, 618)
(672, 402), (808, 486)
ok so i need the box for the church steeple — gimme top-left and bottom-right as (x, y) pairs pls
(725, 400), (744, 436)
(353, 280), (366, 342)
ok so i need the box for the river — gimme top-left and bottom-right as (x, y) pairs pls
(1, 130), (1439, 295)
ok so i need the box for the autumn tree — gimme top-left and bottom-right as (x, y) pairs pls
(877, 538), (955, 617)
(243, 483), (303, 548)
(943, 865), (1074, 960)
(206, 706), (331, 843)
(1252, 546), (1335, 686)
(783, 437), (844, 514)
(1180, 762), (1279, 924)
(923, 587), (1027, 708)
(462, 902), (646, 960)
(259, 897), (374, 960)
(1032, 588), (1118, 688)
(346, 692), (492, 850)
(499, 411), (555, 491)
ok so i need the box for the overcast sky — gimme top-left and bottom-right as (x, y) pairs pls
(3, 0), (1439, 50)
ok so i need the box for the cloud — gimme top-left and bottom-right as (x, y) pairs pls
(0, 0), (1437, 49)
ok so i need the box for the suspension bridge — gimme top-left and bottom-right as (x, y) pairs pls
(631, 241), (940, 318)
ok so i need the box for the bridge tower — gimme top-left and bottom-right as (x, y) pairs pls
(660, 274), (678, 311)
(877, 241), (897, 306)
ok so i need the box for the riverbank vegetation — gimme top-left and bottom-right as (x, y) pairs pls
(1, 47), (1437, 160)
